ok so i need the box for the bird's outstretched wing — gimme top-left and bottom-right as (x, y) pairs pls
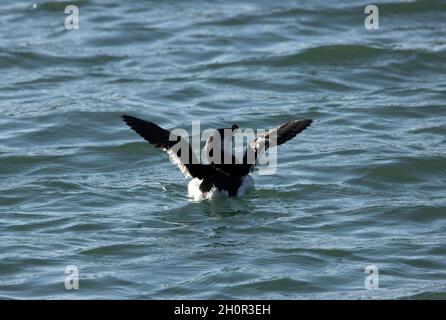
(122, 115), (218, 179)
(232, 119), (313, 176)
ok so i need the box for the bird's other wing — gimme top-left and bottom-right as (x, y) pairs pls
(122, 115), (218, 179)
(237, 119), (313, 176)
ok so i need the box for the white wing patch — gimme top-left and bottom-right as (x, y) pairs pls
(250, 135), (266, 156)
(249, 126), (277, 163)
(167, 149), (191, 178)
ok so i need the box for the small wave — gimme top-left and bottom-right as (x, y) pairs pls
(37, 0), (90, 12)
(0, 50), (125, 70)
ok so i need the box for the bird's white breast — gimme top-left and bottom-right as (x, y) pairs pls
(187, 176), (254, 201)
(187, 178), (226, 201)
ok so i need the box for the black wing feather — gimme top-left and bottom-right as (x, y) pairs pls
(122, 115), (312, 181)
(122, 115), (178, 149)
(234, 119), (313, 176)
(122, 115), (220, 179)
(275, 119), (313, 146)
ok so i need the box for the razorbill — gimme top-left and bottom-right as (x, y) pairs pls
(122, 115), (312, 200)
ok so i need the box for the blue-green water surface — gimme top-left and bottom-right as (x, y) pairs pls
(0, 0), (445, 299)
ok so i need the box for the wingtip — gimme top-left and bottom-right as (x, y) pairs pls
(290, 118), (313, 134)
(292, 118), (312, 122)
(121, 114), (138, 126)
(302, 119), (313, 130)
(292, 118), (313, 127)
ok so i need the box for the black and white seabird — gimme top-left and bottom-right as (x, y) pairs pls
(122, 115), (312, 200)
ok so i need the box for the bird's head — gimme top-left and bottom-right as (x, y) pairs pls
(204, 124), (239, 162)
(207, 124), (238, 144)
